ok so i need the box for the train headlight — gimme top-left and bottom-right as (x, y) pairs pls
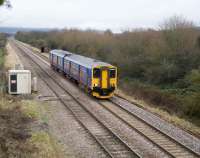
(94, 83), (98, 87)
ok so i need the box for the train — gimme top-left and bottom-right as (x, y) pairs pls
(49, 50), (117, 99)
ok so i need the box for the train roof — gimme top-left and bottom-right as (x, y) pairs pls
(50, 49), (72, 57)
(65, 53), (113, 68)
(50, 49), (113, 68)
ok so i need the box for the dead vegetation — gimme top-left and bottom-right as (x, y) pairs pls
(15, 16), (200, 127)
(0, 95), (62, 158)
(5, 43), (23, 70)
(116, 89), (200, 137)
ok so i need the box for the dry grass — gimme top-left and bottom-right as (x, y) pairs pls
(0, 95), (65, 158)
(28, 132), (59, 158)
(20, 100), (65, 158)
(20, 100), (40, 120)
(21, 42), (41, 52)
(4, 43), (23, 69)
(116, 89), (200, 137)
(19, 41), (50, 59)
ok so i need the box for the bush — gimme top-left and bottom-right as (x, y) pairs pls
(15, 26), (200, 86)
(15, 16), (200, 122)
(186, 69), (200, 85)
(120, 79), (181, 113)
(183, 93), (200, 118)
(0, 49), (4, 69)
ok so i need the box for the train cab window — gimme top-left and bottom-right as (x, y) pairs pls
(110, 69), (116, 78)
(93, 68), (100, 78)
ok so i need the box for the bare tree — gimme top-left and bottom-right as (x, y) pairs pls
(160, 15), (194, 30)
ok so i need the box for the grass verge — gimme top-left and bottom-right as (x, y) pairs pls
(0, 95), (64, 158)
(0, 48), (4, 67)
(118, 80), (200, 137)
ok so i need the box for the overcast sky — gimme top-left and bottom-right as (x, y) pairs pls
(0, 0), (200, 32)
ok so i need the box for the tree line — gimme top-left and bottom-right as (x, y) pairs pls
(0, 33), (6, 69)
(15, 16), (200, 123)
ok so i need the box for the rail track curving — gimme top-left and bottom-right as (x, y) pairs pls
(12, 40), (140, 158)
(12, 40), (200, 158)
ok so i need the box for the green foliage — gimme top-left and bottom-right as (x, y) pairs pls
(120, 79), (181, 113)
(186, 69), (200, 85)
(0, 33), (6, 48)
(0, 0), (4, 5)
(0, 49), (4, 69)
(183, 93), (200, 118)
(16, 27), (200, 86)
(0, 33), (6, 70)
(15, 16), (200, 122)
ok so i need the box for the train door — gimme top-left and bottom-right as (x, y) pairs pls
(101, 68), (108, 89)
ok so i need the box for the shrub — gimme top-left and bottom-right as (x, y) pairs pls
(186, 69), (200, 85)
(120, 79), (181, 113)
(15, 16), (200, 122)
(183, 93), (200, 118)
(0, 49), (4, 69)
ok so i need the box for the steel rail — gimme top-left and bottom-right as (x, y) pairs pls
(15, 39), (199, 157)
(109, 97), (200, 157)
(12, 40), (141, 158)
(97, 100), (176, 158)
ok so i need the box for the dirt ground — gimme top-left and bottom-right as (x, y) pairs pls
(14, 40), (108, 158)
(0, 43), (65, 158)
(0, 95), (62, 158)
(0, 97), (34, 158)
(20, 41), (50, 59)
(4, 43), (23, 69)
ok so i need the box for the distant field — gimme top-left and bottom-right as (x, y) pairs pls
(0, 27), (53, 35)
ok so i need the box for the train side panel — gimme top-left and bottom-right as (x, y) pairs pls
(50, 50), (117, 98)
(57, 55), (64, 71)
(49, 53), (52, 64)
(64, 59), (70, 75)
(52, 54), (58, 67)
(79, 66), (87, 86)
(50, 50), (71, 71)
(70, 62), (80, 81)
(79, 66), (93, 89)
(87, 69), (92, 89)
(64, 57), (93, 89)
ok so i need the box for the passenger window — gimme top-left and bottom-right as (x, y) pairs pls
(110, 69), (116, 78)
(93, 68), (100, 78)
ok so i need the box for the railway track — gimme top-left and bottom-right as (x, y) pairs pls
(98, 99), (199, 158)
(11, 40), (140, 158)
(112, 95), (200, 153)
(12, 40), (200, 158)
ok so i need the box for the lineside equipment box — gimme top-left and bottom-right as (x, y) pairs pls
(8, 70), (31, 94)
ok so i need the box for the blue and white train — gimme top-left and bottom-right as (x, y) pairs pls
(49, 50), (117, 98)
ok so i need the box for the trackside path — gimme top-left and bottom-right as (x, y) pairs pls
(12, 40), (140, 158)
(14, 39), (200, 158)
